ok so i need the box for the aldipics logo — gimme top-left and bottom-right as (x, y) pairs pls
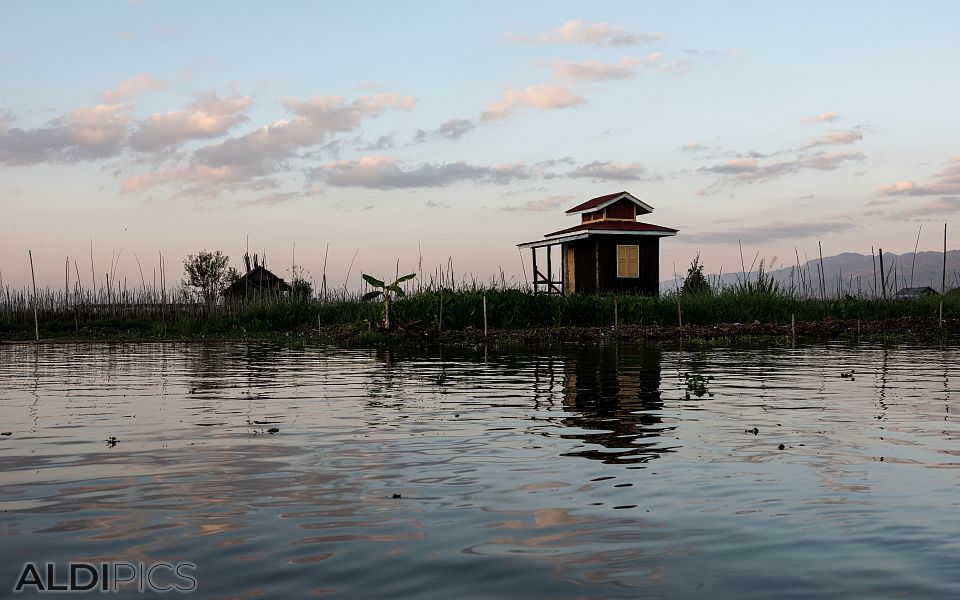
(12, 562), (197, 594)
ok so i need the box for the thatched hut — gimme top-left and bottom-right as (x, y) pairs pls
(223, 265), (291, 301)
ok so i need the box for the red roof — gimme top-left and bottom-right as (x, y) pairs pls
(546, 220), (678, 237)
(564, 191), (654, 215)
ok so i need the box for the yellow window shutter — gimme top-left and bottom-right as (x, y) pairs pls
(617, 245), (639, 278)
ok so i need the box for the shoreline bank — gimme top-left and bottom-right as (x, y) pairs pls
(3, 316), (957, 346)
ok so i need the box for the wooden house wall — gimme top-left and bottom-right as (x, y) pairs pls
(564, 240), (598, 294)
(604, 199), (636, 220)
(581, 209), (604, 224)
(598, 236), (659, 294)
(563, 236), (660, 296)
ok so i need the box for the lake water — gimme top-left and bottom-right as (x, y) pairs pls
(1, 341), (958, 598)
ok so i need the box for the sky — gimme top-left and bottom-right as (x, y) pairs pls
(2, 1), (959, 290)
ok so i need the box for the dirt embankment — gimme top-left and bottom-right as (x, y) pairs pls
(3, 317), (957, 346)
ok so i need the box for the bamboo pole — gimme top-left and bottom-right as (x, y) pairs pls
(879, 248), (887, 300)
(911, 224), (922, 289)
(321, 242), (329, 301)
(676, 291), (683, 338)
(941, 223), (947, 326)
(818, 241), (826, 300)
(90, 239), (96, 297)
(482, 295), (488, 338)
(28, 250), (39, 341)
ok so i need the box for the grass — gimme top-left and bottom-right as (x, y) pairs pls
(1, 279), (958, 342)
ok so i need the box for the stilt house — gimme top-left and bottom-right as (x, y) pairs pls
(517, 191), (677, 295)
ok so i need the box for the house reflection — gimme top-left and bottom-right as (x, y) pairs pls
(556, 344), (673, 465)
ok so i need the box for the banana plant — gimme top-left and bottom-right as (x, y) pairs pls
(361, 273), (416, 330)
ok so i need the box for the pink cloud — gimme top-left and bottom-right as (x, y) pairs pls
(122, 92), (417, 196)
(878, 157), (960, 196)
(805, 129), (863, 147)
(515, 20), (663, 46)
(878, 180), (917, 195)
(481, 85), (585, 122)
(130, 92), (252, 152)
(801, 111), (839, 124)
(551, 54), (661, 82)
(101, 75), (166, 101)
(0, 103), (132, 164)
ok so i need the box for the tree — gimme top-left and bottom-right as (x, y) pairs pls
(681, 254), (711, 296)
(182, 250), (230, 303)
(288, 265), (313, 300)
(361, 272), (416, 330)
(225, 267), (242, 287)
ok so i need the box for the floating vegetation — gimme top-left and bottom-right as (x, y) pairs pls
(684, 373), (714, 398)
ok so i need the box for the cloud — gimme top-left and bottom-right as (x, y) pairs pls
(503, 195), (572, 211)
(244, 191), (303, 206)
(129, 92), (252, 152)
(514, 20), (663, 45)
(802, 151), (866, 170)
(481, 84), (585, 122)
(894, 196), (960, 217)
(122, 92), (417, 195)
(0, 103), (132, 165)
(360, 131), (398, 151)
(551, 54), (661, 82)
(120, 164), (271, 195)
(878, 157), (960, 196)
(567, 160), (646, 180)
(805, 129), (862, 147)
(680, 142), (720, 155)
(691, 220), (856, 244)
(311, 156), (533, 189)
(699, 151), (864, 191)
(101, 75), (165, 101)
(435, 118), (476, 140)
(802, 111), (839, 124)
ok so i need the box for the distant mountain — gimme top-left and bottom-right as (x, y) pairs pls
(663, 250), (960, 297)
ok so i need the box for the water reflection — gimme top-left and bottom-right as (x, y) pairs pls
(556, 344), (671, 465)
(1, 341), (960, 599)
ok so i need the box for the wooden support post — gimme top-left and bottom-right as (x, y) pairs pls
(439, 287), (444, 333)
(531, 248), (538, 294)
(594, 239), (600, 293)
(546, 246), (552, 294)
(791, 313), (795, 338)
(614, 298), (618, 330)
